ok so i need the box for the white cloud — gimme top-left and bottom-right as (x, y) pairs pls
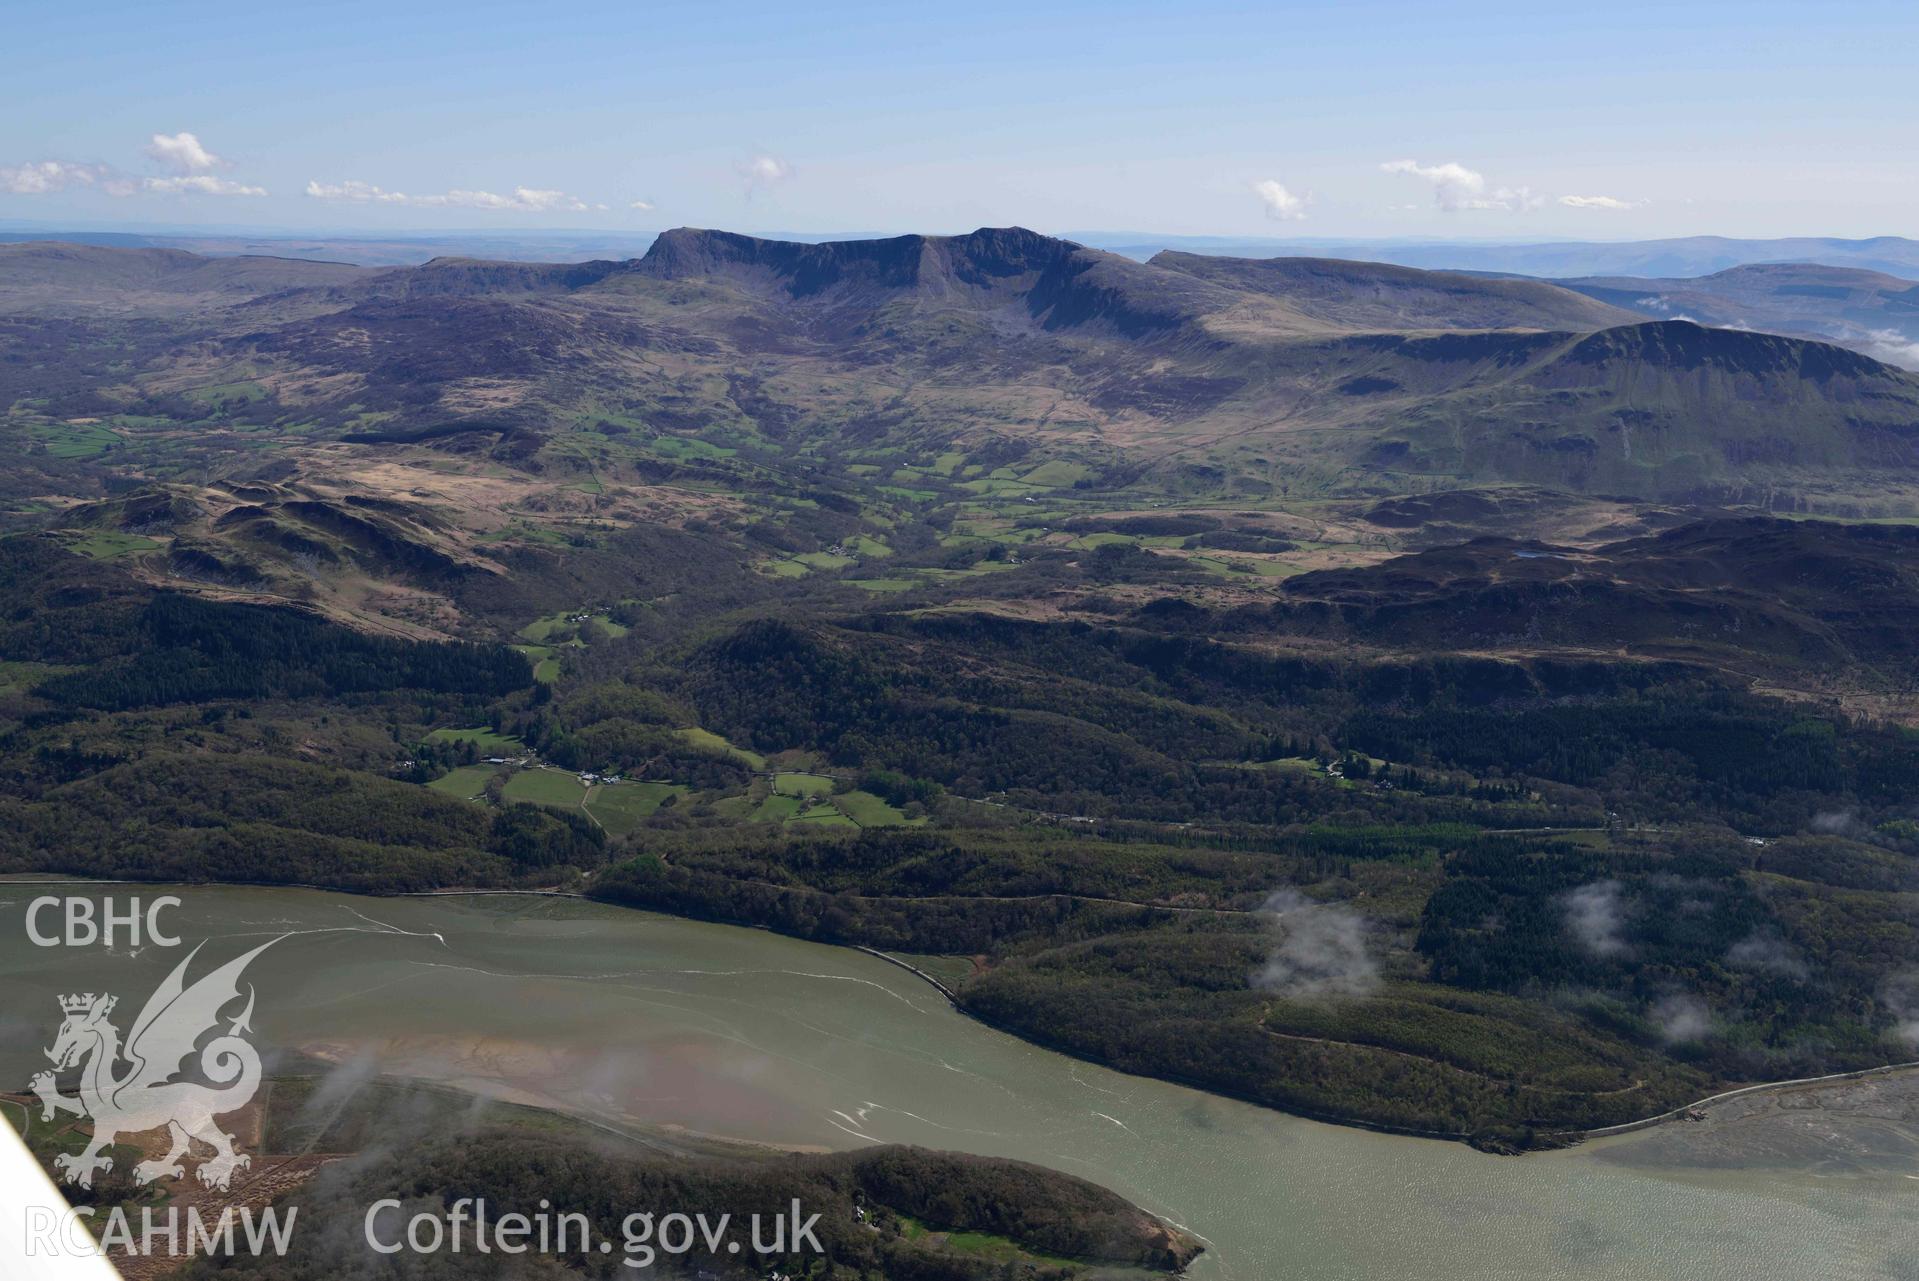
(1382, 159), (1541, 212)
(1560, 194), (1642, 210)
(144, 174), (266, 197)
(1884, 971), (1919, 1048)
(1250, 889), (1379, 999)
(1650, 992), (1713, 1045)
(1726, 931), (1808, 979)
(740, 154), (793, 193)
(441, 187), (590, 212)
(1497, 185), (1546, 212)
(4, 132), (262, 198)
(305, 180), (591, 212)
(146, 131), (222, 174)
(305, 179), (410, 203)
(0, 160), (112, 194)
(1857, 328), (1919, 370)
(1382, 159), (1485, 210)
(1561, 879), (1631, 958)
(1252, 179), (1308, 221)
(629, 199), (656, 212)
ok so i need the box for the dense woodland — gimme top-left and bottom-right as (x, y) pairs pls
(3, 520), (1918, 1146)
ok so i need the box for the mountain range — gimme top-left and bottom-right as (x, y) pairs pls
(1077, 233), (1919, 279)
(1541, 263), (1919, 369)
(7, 228), (1918, 520)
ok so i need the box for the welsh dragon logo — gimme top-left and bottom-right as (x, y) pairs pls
(32, 939), (279, 1192)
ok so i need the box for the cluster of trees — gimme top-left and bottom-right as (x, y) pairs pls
(201, 1097), (1195, 1280)
(653, 612), (1919, 841)
(0, 755), (604, 890)
(1343, 694), (1919, 832)
(37, 593), (531, 710)
(653, 618), (1593, 829)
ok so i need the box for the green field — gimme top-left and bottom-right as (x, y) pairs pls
(521, 610), (629, 644)
(675, 726), (767, 769)
(771, 772), (835, 799)
(832, 789), (916, 827)
(424, 726), (524, 754)
(649, 435), (736, 461)
(30, 421), (121, 458)
(791, 804), (857, 826)
(751, 793), (805, 822)
(501, 768), (590, 812)
(426, 764), (500, 800)
(583, 781), (689, 836)
(60, 531), (161, 559)
(0, 661), (77, 694)
(512, 644), (562, 682)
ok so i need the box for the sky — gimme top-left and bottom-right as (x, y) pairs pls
(5, 0), (1918, 241)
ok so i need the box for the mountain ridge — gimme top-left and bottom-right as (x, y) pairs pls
(8, 231), (1919, 506)
(1147, 250), (1641, 331)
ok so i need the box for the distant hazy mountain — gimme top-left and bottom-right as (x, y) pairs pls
(1072, 233), (1919, 280)
(0, 227), (663, 268)
(0, 241), (370, 316)
(1543, 263), (1919, 369)
(12, 225), (1919, 281)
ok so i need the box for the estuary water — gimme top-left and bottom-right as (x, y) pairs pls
(2, 886), (1912, 1279)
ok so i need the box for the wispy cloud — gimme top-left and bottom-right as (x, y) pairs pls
(304, 179), (409, 204)
(305, 180), (592, 212)
(146, 174), (266, 197)
(1561, 880), (1631, 958)
(629, 199), (656, 212)
(1650, 992), (1713, 1044)
(1250, 889), (1379, 998)
(1559, 194), (1642, 210)
(0, 160), (116, 195)
(146, 131), (223, 174)
(740, 153), (793, 195)
(1883, 971), (1919, 1048)
(2, 159), (262, 198)
(1856, 328), (1919, 370)
(3, 131), (264, 197)
(1252, 179), (1308, 221)
(1381, 159), (1541, 212)
(1726, 930), (1809, 979)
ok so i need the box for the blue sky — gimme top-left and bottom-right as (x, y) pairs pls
(6, 0), (1917, 238)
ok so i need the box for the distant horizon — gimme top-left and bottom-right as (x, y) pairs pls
(5, 218), (1918, 249)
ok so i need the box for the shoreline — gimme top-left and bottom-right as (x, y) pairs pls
(8, 875), (1916, 1150)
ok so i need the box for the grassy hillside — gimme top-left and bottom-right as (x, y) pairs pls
(1151, 250), (1640, 331)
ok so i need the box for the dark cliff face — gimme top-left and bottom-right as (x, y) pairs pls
(635, 226), (1080, 295)
(634, 226), (1234, 338)
(1556, 319), (1898, 382)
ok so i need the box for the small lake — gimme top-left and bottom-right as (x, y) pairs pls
(2, 887), (1912, 1279)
